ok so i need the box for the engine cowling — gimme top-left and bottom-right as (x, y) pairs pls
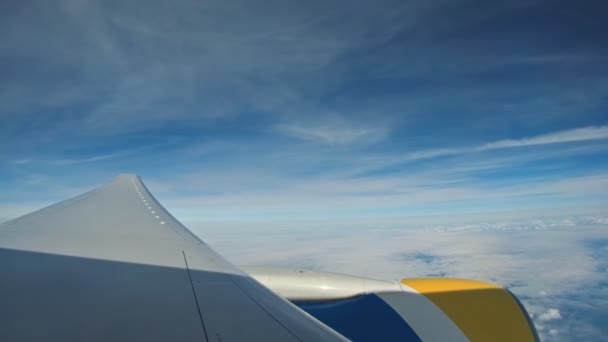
(243, 266), (402, 301)
(244, 267), (539, 342)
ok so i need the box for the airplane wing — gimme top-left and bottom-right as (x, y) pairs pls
(0, 174), (345, 341)
(0, 174), (539, 341)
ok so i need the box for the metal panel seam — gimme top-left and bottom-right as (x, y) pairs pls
(229, 277), (305, 342)
(183, 251), (210, 342)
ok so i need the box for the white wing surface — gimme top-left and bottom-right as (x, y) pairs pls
(0, 174), (345, 341)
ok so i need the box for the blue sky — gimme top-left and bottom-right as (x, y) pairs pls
(1, 1), (608, 340)
(1, 0), (607, 223)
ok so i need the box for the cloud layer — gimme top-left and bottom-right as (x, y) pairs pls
(187, 215), (608, 342)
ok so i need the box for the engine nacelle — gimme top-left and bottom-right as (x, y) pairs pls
(242, 266), (402, 301)
(244, 267), (539, 342)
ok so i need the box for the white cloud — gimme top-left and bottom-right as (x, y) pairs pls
(188, 215), (607, 288)
(152, 172), (608, 221)
(396, 126), (608, 163)
(183, 215), (608, 342)
(275, 118), (389, 145)
(51, 152), (132, 165)
(478, 126), (608, 151)
(539, 308), (562, 321)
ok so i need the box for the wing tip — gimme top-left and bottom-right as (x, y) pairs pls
(115, 173), (140, 180)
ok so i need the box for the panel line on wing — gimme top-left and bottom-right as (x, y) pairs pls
(228, 276), (305, 342)
(183, 250), (210, 342)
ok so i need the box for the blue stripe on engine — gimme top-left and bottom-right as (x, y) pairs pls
(296, 294), (422, 342)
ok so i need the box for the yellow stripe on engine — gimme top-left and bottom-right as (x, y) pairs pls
(401, 278), (536, 342)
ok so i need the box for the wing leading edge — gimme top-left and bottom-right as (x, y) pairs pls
(0, 174), (345, 341)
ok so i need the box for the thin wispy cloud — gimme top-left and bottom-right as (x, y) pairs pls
(51, 152), (133, 166)
(7, 159), (33, 165)
(395, 125), (608, 163)
(275, 118), (389, 145)
(479, 126), (608, 150)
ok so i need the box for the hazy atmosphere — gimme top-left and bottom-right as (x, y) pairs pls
(1, 1), (607, 340)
